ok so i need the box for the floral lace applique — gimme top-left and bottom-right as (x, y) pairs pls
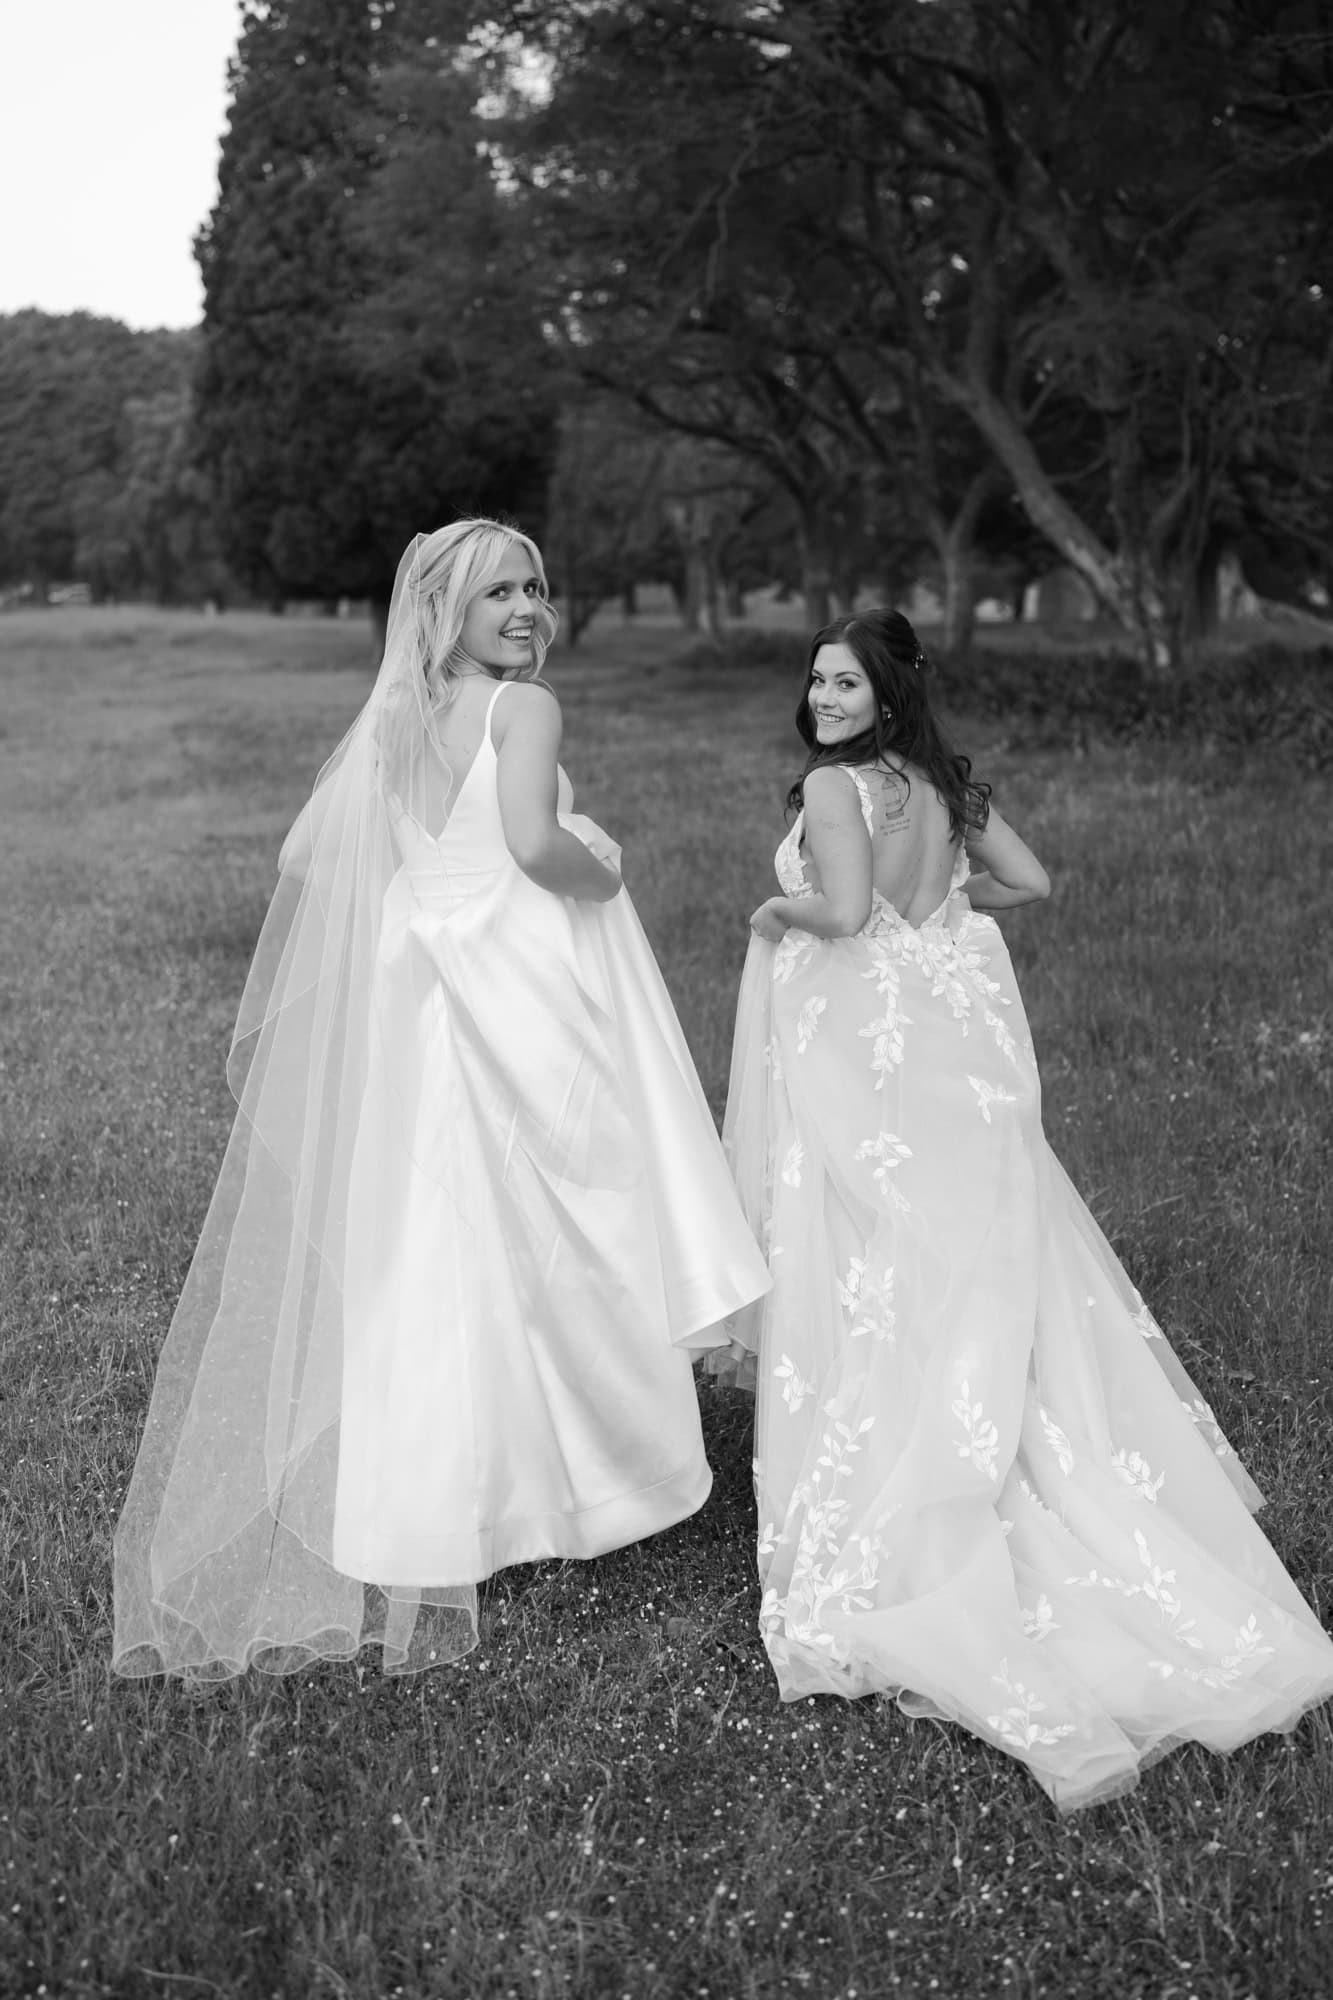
(1015, 1475), (1058, 1518)
(1111, 1448), (1166, 1502)
(774, 1353), (816, 1413)
(1181, 1395), (1233, 1458)
(1131, 1295), (1164, 1340)
(767, 1416), (881, 1657)
(781, 1139), (805, 1187)
(953, 1380), (1002, 1481)
(986, 1662), (1078, 1749)
(837, 1256), (868, 1312)
(795, 995), (827, 1053)
(860, 940), (911, 1084)
(849, 1264), (896, 1344)
(854, 1130), (912, 1194)
(1040, 1409), (1075, 1475)
(969, 1075), (1019, 1124)
(773, 929), (817, 984)
(1022, 1595), (1058, 1641)
(1149, 1614), (1275, 1690)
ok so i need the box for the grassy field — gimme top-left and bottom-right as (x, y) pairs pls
(2, 604), (1332, 2000)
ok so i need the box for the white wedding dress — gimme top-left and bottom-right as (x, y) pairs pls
(113, 680), (769, 1679)
(332, 680), (771, 1582)
(721, 766), (1333, 1809)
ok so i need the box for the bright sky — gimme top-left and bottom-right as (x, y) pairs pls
(0, 0), (244, 330)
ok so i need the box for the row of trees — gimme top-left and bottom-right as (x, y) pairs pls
(6, 3), (1331, 665)
(496, 0), (1333, 663)
(0, 313), (230, 604)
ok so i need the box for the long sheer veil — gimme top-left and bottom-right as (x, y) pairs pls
(113, 523), (556, 1678)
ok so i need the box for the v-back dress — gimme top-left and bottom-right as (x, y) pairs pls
(332, 680), (771, 1583)
(720, 764), (1333, 1809)
(113, 680), (769, 1679)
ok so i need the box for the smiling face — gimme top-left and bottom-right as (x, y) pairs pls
(456, 548), (545, 674)
(807, 642), (877, 746)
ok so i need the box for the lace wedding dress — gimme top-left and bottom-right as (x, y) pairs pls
(720, 766), (1333, 1808)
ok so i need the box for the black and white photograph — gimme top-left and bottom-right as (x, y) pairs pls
(3, 2), (1333, 1995)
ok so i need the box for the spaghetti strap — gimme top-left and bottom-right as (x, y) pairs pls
(483, 678), (511, 745)
(841, 765), (876, 835)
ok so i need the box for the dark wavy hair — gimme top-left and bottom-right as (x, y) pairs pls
(788, 608), (990, 838)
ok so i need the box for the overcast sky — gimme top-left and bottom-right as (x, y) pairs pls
(0, 0), (243, 330)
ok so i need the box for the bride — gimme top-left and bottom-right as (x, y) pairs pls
(114, 517), (769, 1679)
(720, 607), (1333, 1810)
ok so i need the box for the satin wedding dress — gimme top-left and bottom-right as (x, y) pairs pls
(721, 765), (1333, 1809)
(331, 680), (771, 1583)
(114, 678), (769, 1679)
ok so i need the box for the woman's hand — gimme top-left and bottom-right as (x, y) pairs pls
(750, 897), (791, 944)
(561, 812), (622, 873)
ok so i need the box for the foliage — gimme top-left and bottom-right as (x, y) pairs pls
(194, 0), (557, 610)
(0, 311), (197, 592)
(73, 387), (233, 605)
(494, 0), (1333, 666)
(677, 623), (1333, 770)
(932, 641), (1333, 771)
(4, 607), (1333, 1996)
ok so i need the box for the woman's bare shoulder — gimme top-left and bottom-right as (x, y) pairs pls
(801, 764), (862, 812)
(493, 677), (560, 742)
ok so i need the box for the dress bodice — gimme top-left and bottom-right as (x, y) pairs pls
(777, 764), (969, 935)
(389, 682), (573, 897)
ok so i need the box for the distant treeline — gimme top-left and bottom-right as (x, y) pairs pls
(0, 312), (234, 606)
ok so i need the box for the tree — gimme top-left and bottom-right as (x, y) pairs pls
(0, 312), (194, 592)
(498, 0), (1333, 666)
(89, 390), (232, 604)
(194, 0), (558, 622)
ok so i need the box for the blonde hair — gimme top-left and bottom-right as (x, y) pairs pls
(411, 517), (558, 705)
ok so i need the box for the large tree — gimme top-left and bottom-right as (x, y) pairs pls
(73, 388), (233, 606)
(496, 0), (1333, 666)
(0, 312), (193, 592)
(195, 0), (557, 618)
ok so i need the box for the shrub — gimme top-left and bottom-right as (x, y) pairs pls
(674, 626), (1333, 769)
(934, 643), (1333, 769)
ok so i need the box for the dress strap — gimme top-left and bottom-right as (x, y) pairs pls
(841, 765), (876, 835)
(483, 678), (512, 745)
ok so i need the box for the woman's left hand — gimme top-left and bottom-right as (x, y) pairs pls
(749, 897), (790, 943)
(561, 812), (623, 872)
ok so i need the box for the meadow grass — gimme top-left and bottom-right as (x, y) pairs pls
(2, 605), (1332, 2000)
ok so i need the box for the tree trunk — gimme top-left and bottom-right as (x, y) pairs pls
(797, 516), (833, 630)
(1180, 541), (1222, 648)
(945, 372), (1174, 671)
(621, 581), (638, 618)
(666, 500), (722, 638)
(680, 545), (720, 637)
(939, 528), (978, 659)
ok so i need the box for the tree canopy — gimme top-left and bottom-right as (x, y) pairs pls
(487, 0), (1333, 663)
(194, 0), (559, 613)
(6, 0), (1330, 662)
(0, 313), (198, 595)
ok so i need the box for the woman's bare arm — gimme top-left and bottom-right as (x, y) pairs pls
(751, 767), (872, 940)
(495, 684), (621, 902)
(964, 804), (1050, 910)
